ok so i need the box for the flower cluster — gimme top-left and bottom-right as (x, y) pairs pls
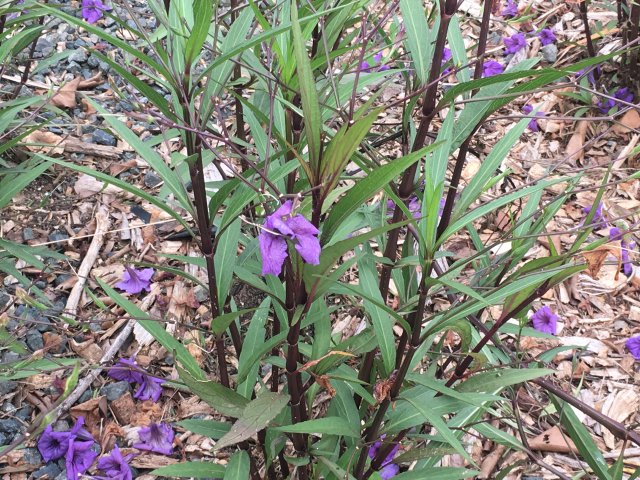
(259, 200), (321, 276)
(38, 417), (98, 480)
(598, 87), (635, 114)
(483, 60), (504, 77)
(582, 202), (606, 227)
(134, 422), (175, 455)
(503, 32), (527, 54)
(368, 436), (400, 479)
(108, 356), (164, 402)
(360, 52), (390, 73)
(538, 28), (557, 46)
(502, 0), (518, 18)
(116, 266), (155, 294)
(531, 306), (558, 335)
(82, 0), (111, 24)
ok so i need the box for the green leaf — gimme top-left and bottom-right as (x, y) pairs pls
(550, 394), (612, 480)
(473, 423), (523, 450)
(178, 366), (249, 418)
(273, 417), (359, 438)
(456, 368), (553, 393)
(399, 0), (432, 83)
(210, 308), (257, 336)
(185, 0), (215, 66)
(322, 144), (438, 244)
(358, 246), (395, 375)
(236, 331), (287, 385)
(177, 419), (231, 440)
(97, 280), (204, 380)
(215, 391), (290, 450)
(151, 461), (226, 478)
(0, 158), (49, 210)
(0, 358), (78, 381)
(290, 2), (322, 181)
(214, 219), (241, 306)
(400, 396), (475, 465)
(394, 467), (478, 480)
(223, 451), (250, 480)
(237, 299), (271, 398)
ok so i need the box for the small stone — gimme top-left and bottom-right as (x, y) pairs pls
(92, 129), (117, 146)
(16, 406), (32, 422)
(101, 381), (131, 401)
(35, 37), (54, 56)
(87, 56), (99, 68)
(143, 171), (162, 188)
(194, 286), (208, 304)
(35, 315), (52, 333)
(22, 228), (35, 241)
(164, 354), (174, 366)
(33, 462), (62, 479)
(54, 274), (72, 287)
(0, 432), (7, 446)
(23, 447), (42, 465)
(68, 49), (88, 63)
(2, 351), (20, 363)
(541, 44), (558, 63)
(0, 381), (16, 396)
(48, 231), (69, 246)
(26, 331), (44, 351)
(0, 418), (22, 435)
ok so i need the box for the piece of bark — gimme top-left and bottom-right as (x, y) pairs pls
(64, 137), (124, 158)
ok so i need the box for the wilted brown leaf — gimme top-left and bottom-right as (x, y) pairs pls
(71, 396), (108, 438)
(613, 109), (640, 134)
(565, 120), (588, 163)
(529, 426), (578, 453)
(23, 130), (64, 156)
(52, 77), (81, 108)
(111, 392), (136, 425)
(69, 338), (103, 363)
(583, 242), (621, 279)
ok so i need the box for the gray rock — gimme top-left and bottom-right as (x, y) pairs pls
(22, 228), (35, 241)
(92, 129), (117, 146)
(87, 56), (99, 68)
(48, 231), (69, 245)
(16, 406), (32, 422)
(0, 292), (10, 308)
(54, 274), (71, 287)
(0, 381), (17, 396)
(23, 447), (41, 465)
(26, 330), (44, 351)
(101, 380), (130, 401)
(541, 44), (558, 63)
(143, 171), (162, 188)
(35, 37), (54, 56)
(32, 462), (62, 479)
(0, 418), (22, 435)
(69, 49), (88, 63)
(0, 432), (7, 446)
(2, 351), (20, 363)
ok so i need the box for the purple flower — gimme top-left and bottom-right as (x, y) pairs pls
(359, 52), (389, 73)
(626, 336), (640, 360)
(134, 423), (175, 455)
(68, 416), (95, 442)
(582, 202), (606, 226)
(359, 61), (371, 73)
(522, 104), (545, 131)
(531, 306), (558, 335)
(598, 88), (635, 113)
(502, 0), (518, 17)
(609, 226), (623, 241)
(38, 426), (72, 462)
(615, 87), (634, 104)
(134, 375), (164, 402)
(108, 357), (144, 384)
(96, 445), (134, 480)
(66, 440), (98, 479)
(387, 196), (421, 220)
(538, 29), (556, 46)
(259, 200), (320, 276)
(621, 247), (633, 277)
(442, 47), (453, 75)
(368, 436), (400, 479)
(482, 60), (504, 77)
(116, 266), (154, 294)
(503, 33), (527, 54)
(108, 356), (164, 402)
(81, 0), (111, 24)
(576, 66), (600, 86)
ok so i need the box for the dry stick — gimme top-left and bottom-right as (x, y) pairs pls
(578, 0), (600, 82)
(0, 319), (135, 461)
(65, 204), (110, 320)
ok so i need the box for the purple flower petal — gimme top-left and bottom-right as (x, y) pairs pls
(502, 0), (518, 17)
(259, 231), (288, 276)
(82, 0), (111, 24)
(134, 423), (174, 455)
(115, 267), (155, 294)
(134, 375), (164, 402)
(503, 33), (527, 54)
(531, 306), (558, 335)
(538, 28), (556, 46)
(582, 202), (606, 226)
(522, 104), (545, 131)
(97, 445), (134, 480)
(66, 440), (98, 479)
(108, 357), (144, 384)
(626, 336), (640, 360)
(38, 425), (71, 462)
(380, 463), (400, 479)
(482, 61), (504, 77)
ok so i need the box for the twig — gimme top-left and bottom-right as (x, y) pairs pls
(65, 204), (110, 320)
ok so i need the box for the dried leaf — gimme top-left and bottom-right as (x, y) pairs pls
(612, 109), (640, 134)
(23, 130), (64, 156)
(78, 72), (103, 89)
(529, 425), (578, 453)
(74, 173), (123, 199)
(601, 390), (639, 449)
(69, 338), (103, 363)
(52, 77), (81, 108)
(583, 242), (621, 279)
(565, 120), (588, 163)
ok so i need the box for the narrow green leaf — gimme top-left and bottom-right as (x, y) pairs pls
(0, 158), (49, 210)
(274, 417), (359, 438)
(399, 0), (432, 83)
(456, 368), (553, 393)
(151, 461), (226, 478)
(185, 0), (215, 66)
(394, 467), (478, 480)
(177, 419), (231, 440)
(223, 451), (250, 480)
(211, 308), (257, 336)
